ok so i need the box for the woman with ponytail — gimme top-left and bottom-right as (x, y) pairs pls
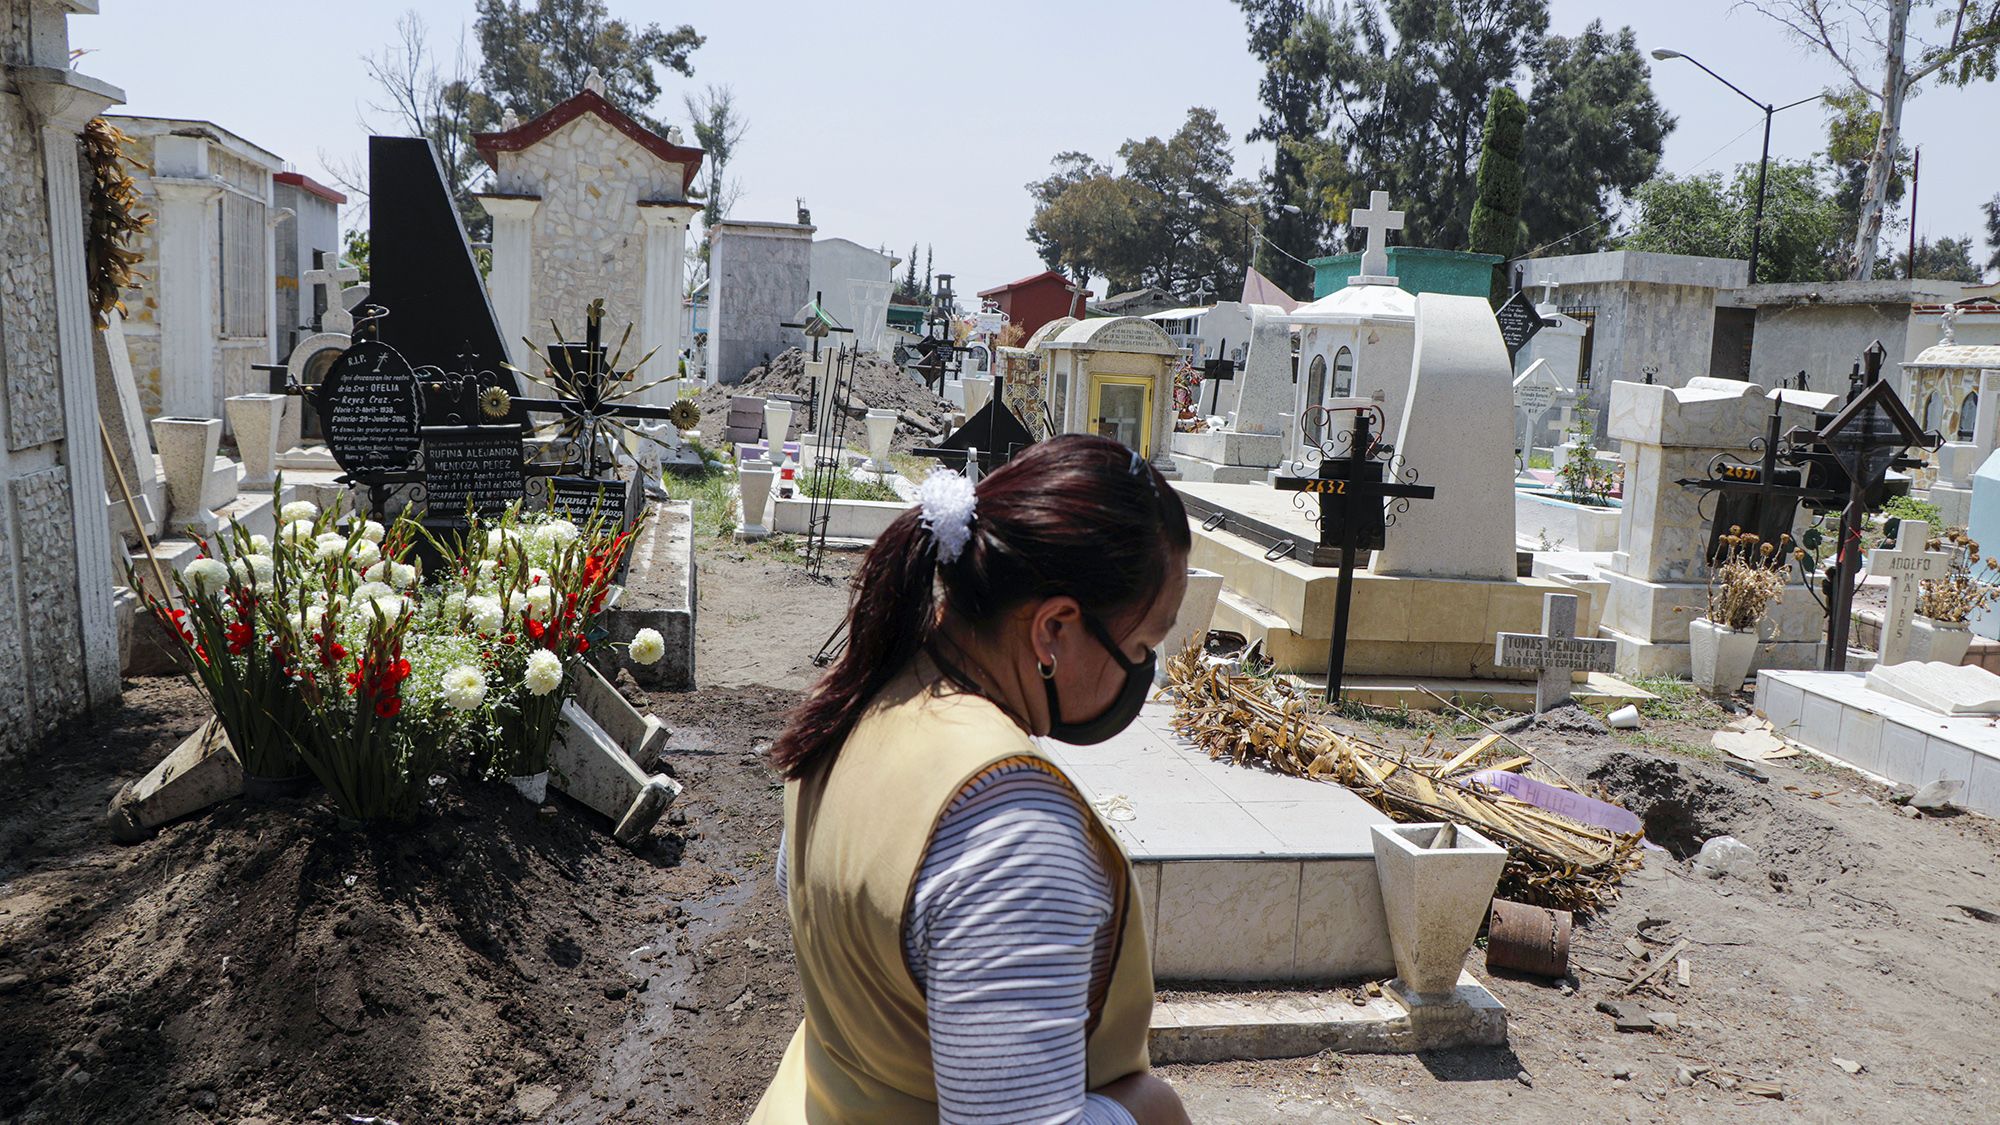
(749, 435), (1192, 1125)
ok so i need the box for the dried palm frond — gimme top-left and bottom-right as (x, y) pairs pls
(1164, 646), (1644, 915)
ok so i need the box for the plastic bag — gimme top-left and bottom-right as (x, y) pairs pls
(1691, 834), (1756, 879)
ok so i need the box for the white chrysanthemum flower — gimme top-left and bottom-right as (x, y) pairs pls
(363, 561), (388, 583)
(474, 559), (499, 587)
(248, 533), (272, 553)
(230, 554), (275, 589)
(467, 594), (504, 635)
(358, 520), (386, 544)
(524, 585), (555, 621)
(628, 628), (666, 666)
(348, 538), (382, 569)
(441, 664), (488, 711)
(443, 590), (468, 622)
(293, 605), (326, 634)
(280, 519), (316, 547)
(279, 500), (318, 525)
(486, 527), (521, 558)
(507, 591), (531, 620)
(388, 561), (418, 590)
(353, 581), (393, 603)
(313, 532), (348, 561)
(533, 519), (579, 548)
(523, 649), (563, 696)
(359, 595), (406, 624)
(185, 557), (229, 596)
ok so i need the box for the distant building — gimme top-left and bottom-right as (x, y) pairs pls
(886, 303), (929, 334)
(1090, 287), (1180, 318)
(108, 114), (285, 425)
(1723, 279), (2000, 394)
(272, 172), (345, 359)
(706, 219), (815, 385)
(807, 237), (895, 353)
(977, 270), (1084, 341)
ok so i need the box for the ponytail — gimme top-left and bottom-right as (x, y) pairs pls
(768, 506), (940, 777)
(768, 435), (1189, 779)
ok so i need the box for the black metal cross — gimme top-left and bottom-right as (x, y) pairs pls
(1273, 407), (1436, 702)
(509, 299), (687, 479)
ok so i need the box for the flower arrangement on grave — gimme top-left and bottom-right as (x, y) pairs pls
(1914, 530), (1999, 624)
(1171, 357), (1206, 433)
(423, 506), (649, 788)
(140, 491), (659, 822)
(1703, 526), (1790, 631)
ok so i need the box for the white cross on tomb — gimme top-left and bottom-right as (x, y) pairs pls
(1350, 190), (1406, 280)
(1494, 592), (1617, 713)
(1867, 518), (1951, 666)
(301, 261), (362, 335)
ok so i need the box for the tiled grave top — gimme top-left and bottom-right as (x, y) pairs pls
(1758, 670), (2000, 818)
(1043, 701), (1394, 862)
(1175, 481), (1321, 540)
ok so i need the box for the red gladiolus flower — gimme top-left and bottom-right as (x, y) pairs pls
(375, 695), (401, 719)
(225, 621), (253, 655)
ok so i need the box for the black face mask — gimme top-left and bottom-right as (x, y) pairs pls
(1043, 613), (1156, 745)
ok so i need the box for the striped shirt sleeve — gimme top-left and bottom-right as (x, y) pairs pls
(906, 760), (1135, 1125)
(773, 762), (1134, 1125)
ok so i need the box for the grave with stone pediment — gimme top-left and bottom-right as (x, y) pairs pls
(1175, 293), (1649, 711)
(1038, 315), (1181, 473)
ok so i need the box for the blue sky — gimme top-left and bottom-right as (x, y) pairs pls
(73, 0), (1998, 294)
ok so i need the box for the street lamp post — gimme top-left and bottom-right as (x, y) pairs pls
(1652, 48), (1821, 285)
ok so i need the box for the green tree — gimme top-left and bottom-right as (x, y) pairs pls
(1744, 0), (2000, 279)
(472, 0), (703, 133)
(895, 242), (922, 304)
(1468, 86), (1528, 258)
(683, 83), (746, 242)
(1028, 108), (1258, 298)
(1621, 159), (1845, 282)
(1236, 0), (1339, 294)
(1986, 192), (2000, 274)
(1519, 21), (1674, 254)
(1823, 88), (1908, 249)
(1885, 235), (1986, 281)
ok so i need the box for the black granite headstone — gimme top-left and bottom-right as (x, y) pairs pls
(368, 135), (524, 425)
(548, 475), (631, 527)
(318, 340), (421, 475)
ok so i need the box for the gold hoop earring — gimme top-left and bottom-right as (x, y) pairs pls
(1038, 654), (1057, 680)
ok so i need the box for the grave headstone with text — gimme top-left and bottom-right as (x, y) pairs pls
(1867, 518), (1949, 666)
(1494, 592), (1617, 712)
(317, 339), (422, 476)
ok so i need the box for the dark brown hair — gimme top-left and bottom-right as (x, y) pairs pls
(769, 434), (1190, 778)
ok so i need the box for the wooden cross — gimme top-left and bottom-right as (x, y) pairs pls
(1273, 408), (1435, 701)
(1494, 592), (1617, 713)
(1350, 190), (1405, 279)
(1867, 518), (1949, 666)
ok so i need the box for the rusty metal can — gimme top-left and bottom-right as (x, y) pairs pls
(1486, 898), (1572, 978)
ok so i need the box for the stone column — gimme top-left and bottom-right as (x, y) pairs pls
(478, 193), (541, 373)
(152, 169), (224, 420)
(19, 62), (126, 706)
(637, 201), (700, 408)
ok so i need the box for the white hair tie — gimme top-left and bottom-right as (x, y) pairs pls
(918, 470), (978, 564)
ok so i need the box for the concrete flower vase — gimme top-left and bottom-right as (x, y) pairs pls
(1689, 617), (1757, 696)
(1371, 822), (1509, 999)
(737, 462), (776, 540)
(864, 409), (897, 473)
(762, 401), (793, 464)
(1909, 615), (1973, 667)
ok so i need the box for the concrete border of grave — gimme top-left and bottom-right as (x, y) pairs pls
(602, 499), (696, 689)
(1515, 488), (1621, 552)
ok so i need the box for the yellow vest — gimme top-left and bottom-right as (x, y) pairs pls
(749, 664), (1154, 1123)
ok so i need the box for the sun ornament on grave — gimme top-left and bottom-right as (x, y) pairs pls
(481, 385), (513, 420)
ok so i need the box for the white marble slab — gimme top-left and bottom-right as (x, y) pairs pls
(1865, 661), (2000, 715)
(1044, 702), (1397, 981)
(1757, 670), (2000, 818)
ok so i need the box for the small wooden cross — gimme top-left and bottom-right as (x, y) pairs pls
(1867, 518), (1950, 665)
(1494, 592), (1617, 713)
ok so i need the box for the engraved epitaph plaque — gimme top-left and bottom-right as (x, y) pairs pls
(423, 425), (525, 524)
(548, 475), (632, 526)
(319, 341), (421, 475)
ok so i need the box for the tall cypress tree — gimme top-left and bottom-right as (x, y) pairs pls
(1468, 86), (1527, 259)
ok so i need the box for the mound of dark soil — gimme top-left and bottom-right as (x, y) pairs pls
(0, 677), (690, 1125)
